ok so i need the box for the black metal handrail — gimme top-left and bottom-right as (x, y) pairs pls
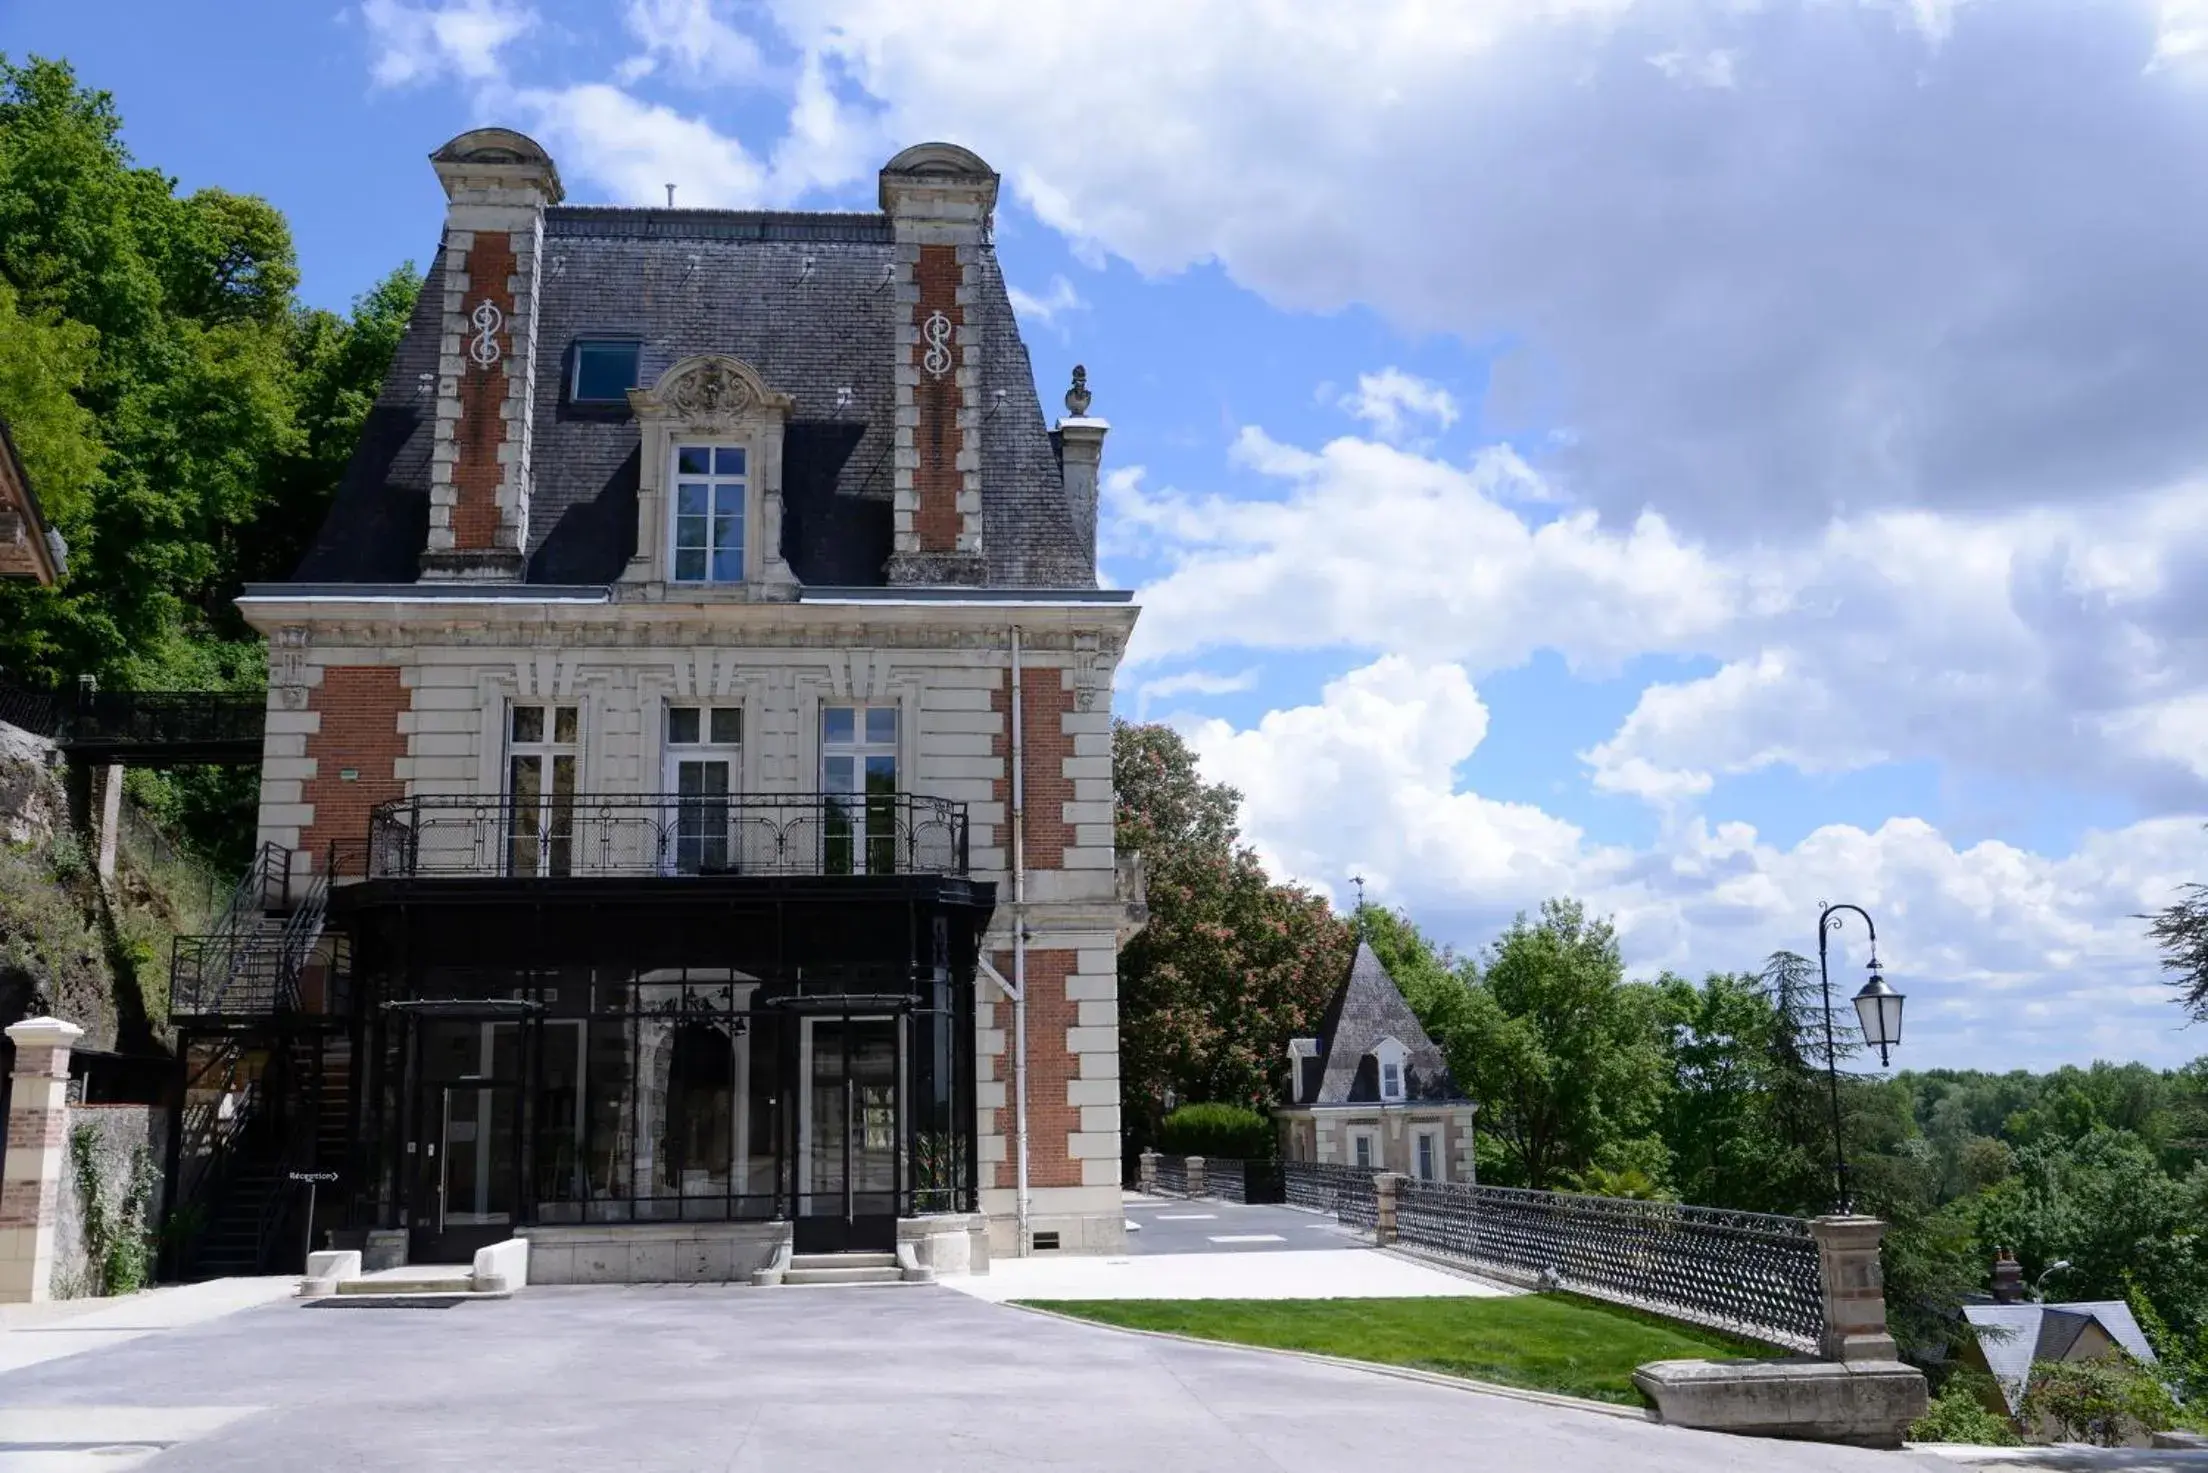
(365, 791), (972, 880)
(170, 845), (329, 1020)
(0, 679), (263, 761)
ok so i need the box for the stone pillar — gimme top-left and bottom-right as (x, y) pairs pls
(1054, 396), (1108, 562)
(93, 762), (123, 883)
(1138, 1149), (1157, 1194)
(1185, 1156), (1205, 1199)
(1374, 1172), (1406, 1246)
(0, 1017), (83, 1303)
(1812, 1215), (1899, 1363)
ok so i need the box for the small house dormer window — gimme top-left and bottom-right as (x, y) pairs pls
(672, 444), (745, 583)
(571, 340), (641, 403)
(1373, 1036), (1410, 1102)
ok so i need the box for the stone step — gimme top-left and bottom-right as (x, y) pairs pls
(789, 1253), (896, 1271)
(780, 1265), (905, 1286)
(336, 1272), (473, 1296)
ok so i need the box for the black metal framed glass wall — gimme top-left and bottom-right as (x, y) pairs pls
(333, 879), (987, 1262)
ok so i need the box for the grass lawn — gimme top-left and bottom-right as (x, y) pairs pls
(1016, 1293), (1777, 1405)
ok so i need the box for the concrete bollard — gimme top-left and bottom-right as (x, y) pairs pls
(1185, 1156), (1205, 1199)
(1811, 1215), (1900, 1362)
(1139, 1149), (1158, 1194)
(1373, 1172), (1406, 1246)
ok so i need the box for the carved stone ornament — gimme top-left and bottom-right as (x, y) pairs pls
(629, 354), (792, 427)
(270, 625), (312, 710)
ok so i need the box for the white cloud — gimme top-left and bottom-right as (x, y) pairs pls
(618, 0), (768, 85)
(360, 0), (534, 88)
(1134, 667), (1258, 719)
(511, 84), (771, 206)
(1337, 368), (1460, 444)
(1648, 47), (1737, 88)
(1006, 274), (1088, 333)
(1186, 654), (2205, 1069)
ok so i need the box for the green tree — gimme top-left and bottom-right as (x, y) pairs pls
(1113, 721), (1352, 1136)
(1452, 898), (1669, 1189)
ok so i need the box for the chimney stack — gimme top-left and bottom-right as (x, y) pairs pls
(420, 128), (563, 581)
(1990, 1247), (2025, 1304)
(879, 143), (998, 585)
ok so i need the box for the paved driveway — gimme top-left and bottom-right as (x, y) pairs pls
(0, 1283), (1957, 1472)
(1124, 1195), (1369, 1254)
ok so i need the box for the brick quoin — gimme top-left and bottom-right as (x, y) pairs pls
(990, 669), (1073, 871)
(301, 667), (408, 869)
(984, 947), (1082, 1190)
(451, 230), (517, 550)
(912, 243), (964, 553)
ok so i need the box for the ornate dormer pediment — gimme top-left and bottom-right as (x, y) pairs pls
(628, 355), (793, 430)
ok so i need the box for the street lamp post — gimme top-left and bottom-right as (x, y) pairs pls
(1818, 903), (1906, 1213)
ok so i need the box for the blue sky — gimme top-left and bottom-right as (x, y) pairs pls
(8, 0), (2208, 1070)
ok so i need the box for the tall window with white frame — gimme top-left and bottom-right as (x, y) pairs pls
(821, 705), (897, 875)
(665, 705), (742, 874)
(509, 703), (578, 877)
(1415, 1128), (1439, 1182)
(672, 445), (745, 584)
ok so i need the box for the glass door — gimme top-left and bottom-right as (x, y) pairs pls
(795, 1015), (900, 1253)
(663, 705), (741, 874)
(508, 704), (578, 877)
(821, 705), (898, 875)
(414, 1018), (522, 1259)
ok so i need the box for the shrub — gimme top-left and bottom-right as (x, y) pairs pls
(1908, 1371), (2021, 1446)
(1158, 1102), (1273, 1161)
(66, 1126), (160, 1297)
(2019, 1358), (2179, 1447)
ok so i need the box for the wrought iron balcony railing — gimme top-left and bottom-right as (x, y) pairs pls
(363, 791), (971, 881)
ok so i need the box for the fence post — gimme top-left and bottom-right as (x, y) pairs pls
(1185, 1156), (1205, 1199)
(1139, 1149), (1158, 1194)
(1810, 1215), (1899, 1362)
(1373, 1172), (1405, 1245)
(0, 1017), (85, 1303)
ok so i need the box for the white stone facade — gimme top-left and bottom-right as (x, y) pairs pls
(237, 592), (1135, 1256)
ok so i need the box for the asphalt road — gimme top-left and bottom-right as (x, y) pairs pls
(1123, 1196), (1368, 1255)
(0, 1283), (1958, 1472)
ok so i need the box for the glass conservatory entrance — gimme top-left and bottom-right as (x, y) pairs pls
(796, 1015), (900, 1253)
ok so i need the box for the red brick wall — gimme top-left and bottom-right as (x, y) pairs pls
(912, 243), (964, 553)
(991, 669), (1073, 871)
(451, 230), (516, 551)
(301, 666), (407, 868)
(985, 947), (1081, 1189)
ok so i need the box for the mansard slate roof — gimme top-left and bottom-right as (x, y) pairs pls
(294, 206), (1093, 589)
(1963, 1301), (2157, 1412)
(1297, 941), (1467, 1107)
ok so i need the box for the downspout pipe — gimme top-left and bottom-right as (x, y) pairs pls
(1010, 626), (1031, 1255)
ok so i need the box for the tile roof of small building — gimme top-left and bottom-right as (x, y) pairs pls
(1296, 941), (1468, 1106)
(1962, 1301), (2157, 1411)
(293, 201), (1093, 590)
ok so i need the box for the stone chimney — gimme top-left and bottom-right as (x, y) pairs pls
(420, 128), (563, 581)
(1990, 1247), (2025, 1304)
(880, 143), (998, 586)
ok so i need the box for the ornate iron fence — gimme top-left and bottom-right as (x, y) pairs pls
(1152, 1154), (1189, 1195)
(1393, 1180), (1824, 1352)
(1283, 1160), (1378, 1218)
(367, 791), (970, 880)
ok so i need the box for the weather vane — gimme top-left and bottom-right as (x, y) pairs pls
(1352, 873), (1367, 932)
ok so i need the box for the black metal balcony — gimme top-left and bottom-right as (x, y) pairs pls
(363, 791), (971, 881)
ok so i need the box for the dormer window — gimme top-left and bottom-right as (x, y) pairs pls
(1373, 1036), (1410, 1102)
(671, 445), (745, 583)
(571, 340), (641, 402)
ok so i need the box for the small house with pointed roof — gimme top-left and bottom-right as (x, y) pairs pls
(1275, 941), (1478, 1182)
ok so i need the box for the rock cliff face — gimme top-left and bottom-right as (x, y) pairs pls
(0, 720), (121, 1050)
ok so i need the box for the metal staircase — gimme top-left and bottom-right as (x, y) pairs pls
(170, 845), (329, 1022)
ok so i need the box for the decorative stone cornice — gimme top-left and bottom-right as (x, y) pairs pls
(629, 355), (793, 430)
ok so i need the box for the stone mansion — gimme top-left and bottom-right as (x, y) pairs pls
(172, 127), (1138, 1280)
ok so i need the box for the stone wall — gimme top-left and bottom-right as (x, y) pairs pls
(49, 1102), (167, 1298)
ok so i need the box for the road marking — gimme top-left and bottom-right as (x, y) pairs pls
(1207, 1234), (1287, 1244)
(1154, 1213), (1217, 1221)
